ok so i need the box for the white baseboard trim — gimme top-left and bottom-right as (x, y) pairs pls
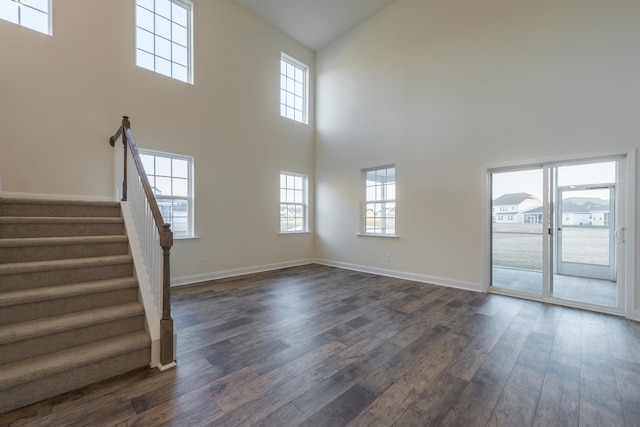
(158, 361), (177, 371)
(171, 259), (315, 287)
(1, 191), (113, 202)
(631, 310), (640, 322)
(313, 258), (482, 292)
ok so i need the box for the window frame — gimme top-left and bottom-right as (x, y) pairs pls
(135, 0), (194, 84)
(361, 165), (397, 237)
(280, 52), (309, 125)
(280, 171), (309, 234)
(0, 0), (51, 35)
(139, 148), (195, 239)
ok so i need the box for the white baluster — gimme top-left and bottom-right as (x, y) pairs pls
(122, 147), (165, 320)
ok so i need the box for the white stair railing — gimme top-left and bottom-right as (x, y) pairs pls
(110, 116), (175, 370)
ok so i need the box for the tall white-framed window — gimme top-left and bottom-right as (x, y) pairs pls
(0, 0), (51, 35)
(362, 165), (396, 235)
(280, 172), (308, 233)
(135, 0), (193, 83)
(139, 149), (194, 238)
(280, 53), (308, 124)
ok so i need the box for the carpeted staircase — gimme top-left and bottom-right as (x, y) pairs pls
(0, 198), (151, 413)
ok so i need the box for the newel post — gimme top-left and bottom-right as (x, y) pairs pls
(121, 116), (130, 202)
(159, 223), (175, 366)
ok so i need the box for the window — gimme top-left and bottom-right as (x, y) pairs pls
(280, 172), (308, 233)
(140, 149), (194, 238)
(0, 0), (50, 35)
(136, 0), (192, 83)
(363, 166), (396, 235)
(280, 53), (308, 124)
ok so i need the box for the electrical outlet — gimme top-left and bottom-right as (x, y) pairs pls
(199, 258), (206, 266)
(385, 254), (391, 262)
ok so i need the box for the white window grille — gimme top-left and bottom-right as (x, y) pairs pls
(363, 165), (396, 235)
(140, 149), (194, 238)
(280, 172), (308, 233)
(136, 0), (193, 83)
(280, 53), (308, 124)
(0, 0), (50, 35)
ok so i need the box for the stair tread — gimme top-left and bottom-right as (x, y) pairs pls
(0, 198), (119, 208)
(0, 302), (144, 345)
(0, 331), (150, 389)
(0, 216), (123, 224)
(0, 255), (133, 275)
(0, 235), (128, 248)
(0, 277), (137, 307)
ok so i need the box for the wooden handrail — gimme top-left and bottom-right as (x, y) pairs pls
(109, 116), (175, 368)
(109, 125), (123, 147)
(110, 116), (170, 233)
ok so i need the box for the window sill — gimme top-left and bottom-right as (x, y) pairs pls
(174, 236), (199, 242)
(279, 231), (312, 236)
(356, 233), (399, 239)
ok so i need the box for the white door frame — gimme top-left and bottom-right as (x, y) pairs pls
(481, 149), (636, 319)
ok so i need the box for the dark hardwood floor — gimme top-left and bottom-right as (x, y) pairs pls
(2, 264), (640, 426)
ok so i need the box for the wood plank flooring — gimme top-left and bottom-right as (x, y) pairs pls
(1, 264), (639, 426)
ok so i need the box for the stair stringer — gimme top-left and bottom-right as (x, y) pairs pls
(120, 201), (177, 370)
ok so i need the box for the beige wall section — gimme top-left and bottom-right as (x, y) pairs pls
(315, 0), (640, 306)
(2, 0), (639, 314)
(0, 0), (315, 281)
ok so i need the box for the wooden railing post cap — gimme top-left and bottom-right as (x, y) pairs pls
(161, 223), (174, 247)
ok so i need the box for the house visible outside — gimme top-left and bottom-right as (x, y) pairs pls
(492, 192), (542, 224)
(492, 192), (609, 226)
(561, 198), (610, 226)
(492, 193), (611, 270)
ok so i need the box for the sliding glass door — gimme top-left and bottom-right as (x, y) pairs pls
(491, 168), (544, 296)
(489, 158), (624, 311)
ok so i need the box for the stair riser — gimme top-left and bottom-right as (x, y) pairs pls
(0, 263), (134, 292)
(0, 347), (150, 414)
(0, 223), (125, 238)
(0, 287), (139, 325)
(0, 204), (121, 218)
(0, 315), (145, 365)
(0, 242), (129, 264)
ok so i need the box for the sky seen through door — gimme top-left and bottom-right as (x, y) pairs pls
(492, 161), (616, 201)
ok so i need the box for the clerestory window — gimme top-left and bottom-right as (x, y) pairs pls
(135, 0), (193, 83)
(280, 53), (308, 124)
(0, 0), (51, 35)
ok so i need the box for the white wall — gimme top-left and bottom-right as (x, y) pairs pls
(0, 0), (315, 282)
(315, 0), (640, 312)
(3, 0), (639, 315)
